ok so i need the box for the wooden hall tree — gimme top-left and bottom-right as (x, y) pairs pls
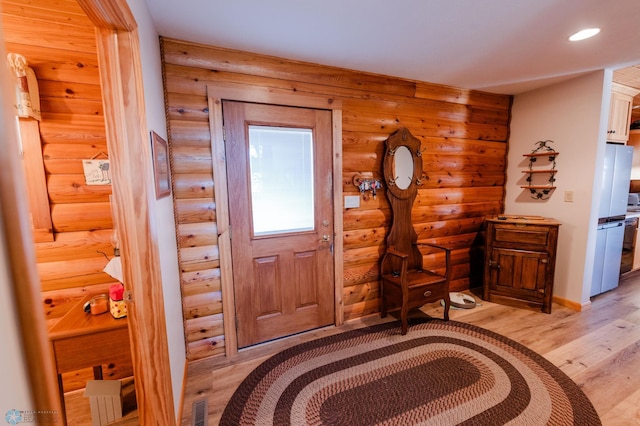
(379, 128), (451, 334)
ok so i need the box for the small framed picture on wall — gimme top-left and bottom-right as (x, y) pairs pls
(151, 131), (171, 199)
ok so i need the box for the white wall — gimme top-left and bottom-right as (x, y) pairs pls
(506, 70), (610, 306)
(126, 0), (187, 419)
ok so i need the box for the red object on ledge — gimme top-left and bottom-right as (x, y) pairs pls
(109, 283), (127, 319)
(109, 283), (124, 301)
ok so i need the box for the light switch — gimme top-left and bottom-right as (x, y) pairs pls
(344, 195), (360, 209)
(564, 191), (574, 202)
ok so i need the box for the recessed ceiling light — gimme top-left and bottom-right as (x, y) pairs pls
(569, 28), (601, 41)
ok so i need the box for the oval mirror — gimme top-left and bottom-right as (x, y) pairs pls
(393, 146), (413, 190)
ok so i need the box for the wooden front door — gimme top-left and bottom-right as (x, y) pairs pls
(223, 101), (335, 348)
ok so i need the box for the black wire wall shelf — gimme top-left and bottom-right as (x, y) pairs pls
(520, 140), (558, 200)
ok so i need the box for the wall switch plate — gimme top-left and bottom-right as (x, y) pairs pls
(344, 195), (360, 209)
(564, 191), (574, 202)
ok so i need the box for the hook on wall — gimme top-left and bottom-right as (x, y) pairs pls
(352, 174), (383, 200)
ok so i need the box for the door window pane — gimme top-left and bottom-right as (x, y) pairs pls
(248, 126), (314, 236)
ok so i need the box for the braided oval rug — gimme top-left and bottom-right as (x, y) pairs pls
(220, 320), (600, 425)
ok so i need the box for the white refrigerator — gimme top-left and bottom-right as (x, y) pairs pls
(591, 143), (633, 297)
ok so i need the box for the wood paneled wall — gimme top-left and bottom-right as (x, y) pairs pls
(161, 38), (511, 361)
(2, 0), (130, 388)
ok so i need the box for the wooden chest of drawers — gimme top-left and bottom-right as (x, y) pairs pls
(483, 216), (561, 313)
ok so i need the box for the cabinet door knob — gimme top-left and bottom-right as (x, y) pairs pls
(488, 260), (501, 269)
(541, 258), (548, 264)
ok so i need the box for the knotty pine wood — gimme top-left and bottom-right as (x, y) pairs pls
(173, 173), (214, 199)
(4, 43), (101, 84)
(185, 313), (224, 344)
(180, 273), (640, 425)
(183, 291), (223, 320)
(180, 245), (220, 271)
(0, 21), (61, 418)
(38, 113), (106, 144)
(19, 118), (53, 242)
(162, 42), (417, 99)
(38, 256), (116, 292)
(178, 222), (218, 248)
(35, 229), (113, 262)
(2, 1), (93, 27)
(50, 202), (113, 232)
(175, 198), (216, 223)
(2, 19), (96, 54)
(47, 175), (112, 203)
(182, 283), (221, 303)
(171, 146), (213, 174)
(38, 79), (103, 102)
(42, 282), (113, 324)
(161, 37), (511, 360)
(168, 119), (211, 146)
(2, 0), (118, 323)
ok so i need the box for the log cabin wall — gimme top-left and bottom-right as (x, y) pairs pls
(1, 0), (130, 389)
(160, 37), (511, 361)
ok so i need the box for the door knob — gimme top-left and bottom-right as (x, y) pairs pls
(322, 234), (331, 241)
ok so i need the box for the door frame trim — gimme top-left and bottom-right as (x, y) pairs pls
(79, 1), (176, 422)
(93, 27), (176, 424)
(207, 82), (344, 357)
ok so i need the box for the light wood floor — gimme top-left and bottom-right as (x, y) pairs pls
(180, 271), (640, 425)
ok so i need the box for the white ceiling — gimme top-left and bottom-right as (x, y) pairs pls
(145, 0), (640, 95)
